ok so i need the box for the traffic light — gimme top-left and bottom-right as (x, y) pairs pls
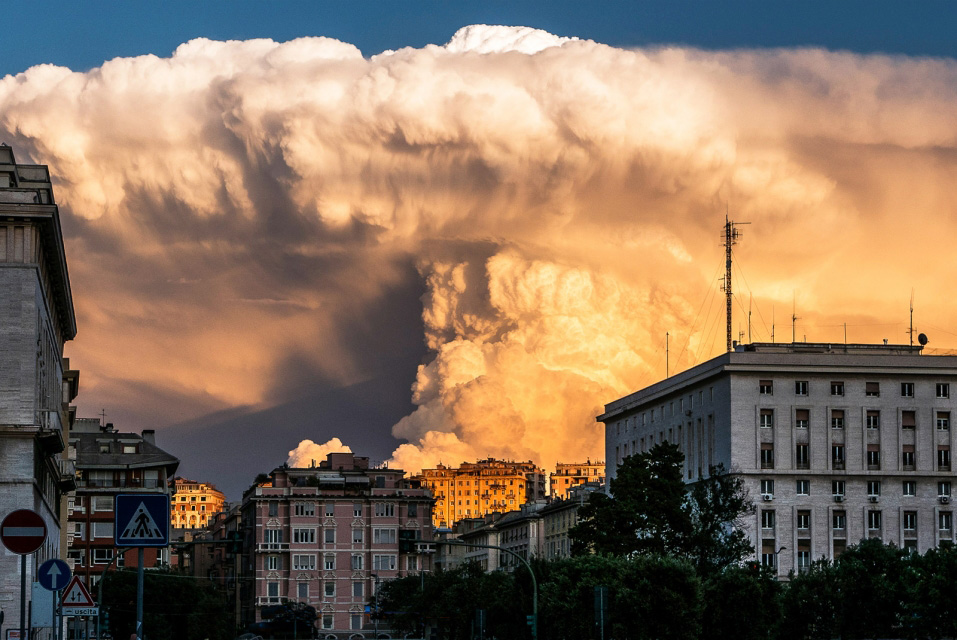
(398, 530), (416, 554)
(226, 531), (242, 555)
(526, 614), (537, 638)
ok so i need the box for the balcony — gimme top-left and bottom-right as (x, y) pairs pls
(256, 543), (289, 553)
(256, 596), (286, 607)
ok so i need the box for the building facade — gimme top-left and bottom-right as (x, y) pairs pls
(549, 461), (605, 499)
(0, 145), (79, 634)
(171, 477), (227, 529)
(67, 418), (180, 587)
(601, 342), (957, 576)
(240, 453), (434, 638)
(541, 483), (600, 560)
(414, 459), (546, 528)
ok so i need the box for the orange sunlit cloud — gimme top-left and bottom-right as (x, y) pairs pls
(3, 26), (957, 479)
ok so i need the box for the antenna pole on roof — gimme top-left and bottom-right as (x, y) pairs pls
(721, 211), (749, 352)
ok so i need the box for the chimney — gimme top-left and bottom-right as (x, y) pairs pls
(142, 429), (156, 445)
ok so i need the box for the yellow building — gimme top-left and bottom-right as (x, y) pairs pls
(549, 461), (605, 500)
(171, 477), (227, 529)
(415, 458), (546, 528)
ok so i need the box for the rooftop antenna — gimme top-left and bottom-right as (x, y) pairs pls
(665, 331), (670, 378)
(772, 306), (775, 343)
(909, 289), (915, 347)
(791, 292), (800, 344)
(721, 211), (749, 352)
(100, 408), (107, 426)
(748, 294), (753, 344)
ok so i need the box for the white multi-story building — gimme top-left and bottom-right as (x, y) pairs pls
(600, 342), (957, 576)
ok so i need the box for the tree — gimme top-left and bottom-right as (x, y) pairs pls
(570, 442), (754, 575)
(701, 563), (780, 640)
(570, 443), (690, 556)
(779, 559), (838, 640)
(833, 539), (910, 639)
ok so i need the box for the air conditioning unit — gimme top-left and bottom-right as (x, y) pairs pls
(868, 496), (879, 503)
(762, 493), (773, 502)
(940, 496), (951, 504)
(833, 494), (844, 503)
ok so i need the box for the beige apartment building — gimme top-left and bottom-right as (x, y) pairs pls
(549, 461), (604, 499)
(171, 477), (227, 529)
(414, 458), (546, 528)
(601, 342), (957, 577)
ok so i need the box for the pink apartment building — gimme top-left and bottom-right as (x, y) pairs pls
(240, 453), (434, 638)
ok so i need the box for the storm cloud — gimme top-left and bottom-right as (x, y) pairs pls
(4, 26), (957, 492)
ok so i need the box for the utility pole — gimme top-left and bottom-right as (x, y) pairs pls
(721, 214), (749, 352)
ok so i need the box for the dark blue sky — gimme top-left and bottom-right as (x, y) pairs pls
(3, 0), (956, 78)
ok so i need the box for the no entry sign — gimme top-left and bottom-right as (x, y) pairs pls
(1, 509), (47, 554)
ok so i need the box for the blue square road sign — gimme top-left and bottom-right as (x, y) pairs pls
(115, 494), (170, 547)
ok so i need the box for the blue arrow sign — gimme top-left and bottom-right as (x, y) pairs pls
(38, 558), (71, 591)
(115, 494), (170, 547)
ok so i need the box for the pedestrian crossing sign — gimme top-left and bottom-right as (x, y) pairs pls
(115, 494), (170, 547)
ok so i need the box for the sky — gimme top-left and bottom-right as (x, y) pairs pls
(3, 2), (957, 500)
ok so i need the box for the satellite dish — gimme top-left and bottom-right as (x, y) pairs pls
(918, 333), (929, 346)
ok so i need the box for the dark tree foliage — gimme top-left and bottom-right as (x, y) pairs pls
(701, 563), (780, 640)
(570, 442), (754, 575)
(833, 538), (910, 639)
(779, 559), (839, 640)
(100, 568), (235, 640)
(907, 542), (957, 639)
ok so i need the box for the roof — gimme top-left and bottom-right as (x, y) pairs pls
(71, 430), (180, 473)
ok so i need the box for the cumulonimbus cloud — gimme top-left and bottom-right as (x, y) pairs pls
(3, 26), (957, 476)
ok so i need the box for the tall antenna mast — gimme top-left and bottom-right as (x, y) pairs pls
(666, 332), (670, 378)
(721, 212), (749, 352)
(748, 294), (753, 344)
(909, 289), (915, 347)
(792, 292), (800, 344)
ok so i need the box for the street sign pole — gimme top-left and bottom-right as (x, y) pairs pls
(136, 547), (144, 640)
(19, 555), (26, 640)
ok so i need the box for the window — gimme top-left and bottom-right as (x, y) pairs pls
(795, 409), (809, 429)
(795, 381), (808, 396)
(352, 529), (363, 544)
(939, 481), (952, 497)
(408, 555), (419, 571)
(760, 380), (773, 395)
(831, 410), (845, 430)
(940, 512), (953, 531)
(93, 496), (113, 512)
(901, 382), (914, 397)
(831, 381), (844, 396)
(293, 555), (316, 571)
(938, 412), (951, 431)
(293, 528), (316, 544)
(323, 615), (334, 630)
(797, 540), (811, 573)
(295, 503), (315, 517)
(408, 503), (418, 517)
(351, 554), (363, 570)
(833, 511), (846, 530)
(937, 383), (950, 398)
(902, 445), (915, 470)
(92, 549), (113, 565)
(324, 555), (336, 570)
(761, 539), (777, 569)
(796, 511), (810, 530)
(867, 480), (881, 497)
(867, 511), (882, 531)
(375, 503), (396, 517)
(325, 503), (335, 517)
(268, 502), (278, 517)
(352, 614), (363, 630)
(867, 410), (880, 429)
(760, 409), (774, 429)
(832, 445), (845, 470)
(761, 510), (775, 529)
(832, 480), (845, 496)
(373, 528), (397, 544)
(796, 444), (810, 469)
(264, 529), (283, 546)
(325, 529), (335, 544)
(373, 555), (397, 571)
(324, 581), (335, 597)
(760, 479), (774, 495)
(903, 511), (917, 531)
(901, 411), (916, 430)
(796, 479), (810, 495)
(903, 480), (916, 496)
(266, 556), (280, 571)
(353, 582), (363, 598)
(92, 522), (113, 539)
(865, 381), (880, 397)
(761, 444), (774, 469)
(297, 582), (308, 599)
(353, 503), (363, 517)
(938, 446), (951, 471)
(867, 446), (881, 470)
